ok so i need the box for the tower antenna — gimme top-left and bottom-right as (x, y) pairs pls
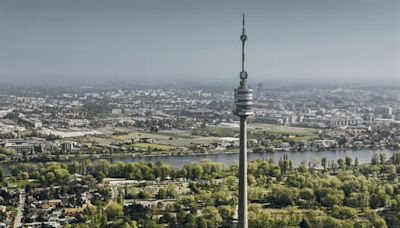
(241, 14), (247, 75)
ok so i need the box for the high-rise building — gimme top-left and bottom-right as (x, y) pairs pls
(257, 82), (264, 98)
(234, 14), (253, 228)
(61, 141), (73, 153)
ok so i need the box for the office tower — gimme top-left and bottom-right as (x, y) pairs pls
(257, 82), (264, 98)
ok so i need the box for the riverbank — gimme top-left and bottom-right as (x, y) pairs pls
(1, 146), (393, 164)
(0, 148), (394, 176)
(0, 150), (242, 164)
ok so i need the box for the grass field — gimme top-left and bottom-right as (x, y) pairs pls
(151, 131), (194, 139)
(11, 179), (40, 188)
(128, 143), (176, 151)
(248, 124), (319, 137)
(65, 124), (318, 151)
(157, 136), (217, 147)
(206, 127), (237, 137)
(87, 127), (219, 148)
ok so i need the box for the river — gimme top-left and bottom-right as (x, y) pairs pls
(0, 149), (394, 176)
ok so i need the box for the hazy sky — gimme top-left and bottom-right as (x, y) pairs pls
(0, 0), (399, 85)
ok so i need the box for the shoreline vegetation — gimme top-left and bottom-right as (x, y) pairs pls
(0, 147), (394, 165)
(4, 151), (400, 227)
(0, 148), (397, 173)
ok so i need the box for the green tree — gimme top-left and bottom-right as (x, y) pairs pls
(331, 205), (357, 220)
(184, 163), (203, 180)
(298, 161), (308, 173)
(319, 190), (344, 208)
(337, 159), (345, 170)
(371, 152), (379, 165)
(179, 195), (198, 211)
(380, 152), (387, 164)
(370, 189), (387, 209)
(392, 152), (400, 165)
(118, 192), (124, 205)
(138, 190), (152, 199)
(300, 188), (314, 202)
(218, 205), (235, 222)
(202, 206), (223, 227)
(345, 156), (352, 168)
(105, 201), (123, 219)
(100, 213), (108, 228)
(156, 188), (167, 199)
(321, 157), (327, 170)
(299, 218), (312, 228)
(354, 158), (359, 167)
(20, 172), (29, 180)
(345, 192), (369, 208)
(0, 169), (3, 183)
(269, 186), (298, 207)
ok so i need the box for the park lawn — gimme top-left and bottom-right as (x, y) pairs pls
(129, 143), (176, 151)
(20, 129), (33, 137)
(11, 179), (40, 188)
(251, 127), (318, 138)
(111, 132), (142, 141)
(151, 131), (194, 139)
(287, 135), (319, 143)
(249, 124), (319, 136)
(95, 127), (160, 141)
(252, 203), (316, 214)
(96, 126), (131, 135)
(253, 129), (317, 137)
(87, 127), (219, 148)
(206, 127), (237, 137)
(158, 136), (217, 147)
(111, 131), (176, 141)
(96, 127), (200, 144)
(74, 136), (115, 146)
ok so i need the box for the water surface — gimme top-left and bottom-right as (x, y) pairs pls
(0, 149), (393, 176)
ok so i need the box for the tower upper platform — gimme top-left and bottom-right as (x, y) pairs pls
(234, 14), (253, 117)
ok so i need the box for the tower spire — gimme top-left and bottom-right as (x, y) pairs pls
(240, 14), (248, 84)
(242, 13), (245, 34)
(242, 14), (245, 72)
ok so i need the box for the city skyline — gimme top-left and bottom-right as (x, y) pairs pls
(0, 0), (399, 85)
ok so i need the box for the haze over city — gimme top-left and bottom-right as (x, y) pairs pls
(0, 0), (399, 86)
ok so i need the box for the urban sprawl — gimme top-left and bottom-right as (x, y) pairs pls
(0, 85), (400, 227)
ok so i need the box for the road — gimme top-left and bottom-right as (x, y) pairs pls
(104, 186), (118, 210)
(13, 189), (25, 228)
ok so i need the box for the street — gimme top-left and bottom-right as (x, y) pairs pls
(13, 189), (25, 228)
